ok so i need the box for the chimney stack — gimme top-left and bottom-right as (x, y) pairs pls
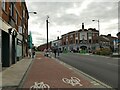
(82, 23), (84, 30)
(57, 36), (59, 40)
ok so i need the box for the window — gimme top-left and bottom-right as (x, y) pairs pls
(89, 39), (91, 43)
(96, 40), (98, 43)
(2, 0), (6, 11)
(23, 9), (25, 18)
(70, 34), (73, 38)
(10, 3), (14, 16)
(76, 33), (78, 37)
(66, 37), (68, 41)
(92, 33), (94, 36)
(76, 40), (78, 44)
(70, 40), (73, 44)
(19, 1), (21, 6)
(64, 42), (66, 45)
(16, 11), (18, 25)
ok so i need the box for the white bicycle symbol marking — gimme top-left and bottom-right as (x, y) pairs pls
(30, 82), (50, 90)
(62, 77), (83, 87)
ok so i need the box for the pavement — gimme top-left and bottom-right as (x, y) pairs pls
(1, 52), (113, 90)
(1, 57), (33, 90)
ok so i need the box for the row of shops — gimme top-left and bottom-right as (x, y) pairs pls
(0, 18), (26, 67)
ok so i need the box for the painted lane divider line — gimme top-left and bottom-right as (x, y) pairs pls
(30, 82), (50, 90)
(91, 81), (100, 86)
(62, 77), (83, 87)
(36, 58), (42, 60)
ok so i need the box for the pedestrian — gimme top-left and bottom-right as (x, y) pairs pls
(57, 48), (60, 56)
(28, 48), (32, 58)
(32, 50), (35, 58)
(54, 48), (57, 58)
(32, 44), (36, 58)
(48, 48), (52, 57)
(44, 48), (47, 56)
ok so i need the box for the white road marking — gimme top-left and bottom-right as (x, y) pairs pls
(69, 68), (73, 70)
(62, 77), (83, 87)
(112, 58), (120, 60)
(37, 58), (42, 59)
(107, 63), (119, 67)
(91, 81), (100, 85)
(30, 82), (50, 90)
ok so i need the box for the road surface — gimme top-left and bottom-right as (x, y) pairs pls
(57, 53), (118, 88)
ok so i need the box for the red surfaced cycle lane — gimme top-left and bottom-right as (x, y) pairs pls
(22, 53), (96, 89)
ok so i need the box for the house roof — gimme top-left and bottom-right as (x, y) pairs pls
(117, 32), (120, 36)
(88, 28), (99, 32)
(96, 36), (110, 42)
(78, 29), (88, 32)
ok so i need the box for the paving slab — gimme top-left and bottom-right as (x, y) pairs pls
(1, 58), (33, 88)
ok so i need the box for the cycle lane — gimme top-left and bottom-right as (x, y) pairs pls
(22, 53), (105, 89)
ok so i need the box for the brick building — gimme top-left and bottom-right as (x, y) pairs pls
(61, 23), (118, 53)
(37, 42), (52, 51)
(61, 23), (99, 52)
(0, 0), (29, 67)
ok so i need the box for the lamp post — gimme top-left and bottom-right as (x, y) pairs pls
(92, 19), (100, 35)
(27, 11), (37, 57)
(28, 12), (37, 14)
(46, 15), (49, 50)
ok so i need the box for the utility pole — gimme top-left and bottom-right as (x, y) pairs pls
(46, 15), (49, 50)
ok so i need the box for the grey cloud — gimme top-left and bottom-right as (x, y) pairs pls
(27, 2), (83, 26)
(36, 37), (47, 41)
(31, 31), (42, 36)
(34, 40), (46, 46)
(105, 24), (118, 31)
(49, 34), (58, 40)
(28, 2), (118, 27)
(80, 2), (118, 21)
(54, 2), (117, 27)
(27, 1), (118, 45)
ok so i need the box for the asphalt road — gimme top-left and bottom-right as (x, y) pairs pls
(57, 53), (119, 88)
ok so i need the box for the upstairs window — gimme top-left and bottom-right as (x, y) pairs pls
(23, 9), (25, 18)
(16, 11), (18, 25)
(76, 40), (78, 44)
(10, 3), (14, 16)
(2, 0), (6, 11)
(76, 33), (78, 37)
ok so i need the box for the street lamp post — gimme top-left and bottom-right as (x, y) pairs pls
(28, 12), (37, 14)
(46, 15), (49, 50)
(27, 11), (37, 57)
(92, 19), (100, 35)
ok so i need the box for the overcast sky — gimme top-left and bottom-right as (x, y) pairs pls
(26, 0), (119, 46)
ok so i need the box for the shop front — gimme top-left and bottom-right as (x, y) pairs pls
(1, 18), (17, 67)
(16, 33), (23, 61)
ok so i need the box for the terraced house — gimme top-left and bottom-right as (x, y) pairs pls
(0, 0), (29, 67)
